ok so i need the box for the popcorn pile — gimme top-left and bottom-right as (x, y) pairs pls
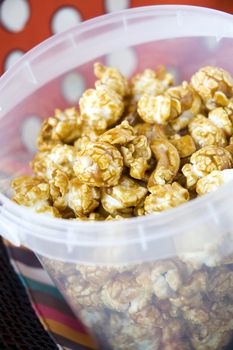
(12, 63), (233, 350)
(11, 64), (233, 220)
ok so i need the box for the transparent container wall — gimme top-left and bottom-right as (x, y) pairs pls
(41, 247), (233, 350)
(1, 36), (233, 197)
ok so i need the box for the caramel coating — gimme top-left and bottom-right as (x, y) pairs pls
(144, 182), (189, 214)
(182, 146), (233, 188)
(137, 94), (181, 125)
(11, 176), (60, 217)
(189, 114), (227, 148)
(101, 176), (148, 214)
(37, 107), (82, 151)
(191, 66), (233, 110)
(167, 81), (202, 131)
(131, 67), (174, 101)
(74, 141), (123, 187)
(170, 135), (196, 158)
(98, 120), (135, 145)
(79, 83), (124, 131)
(121, 136), (151, 179)
(94, 62), (129, 97)
(148, 139), (180, 187)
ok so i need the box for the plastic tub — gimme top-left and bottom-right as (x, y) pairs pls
(1, 5), (233, 350)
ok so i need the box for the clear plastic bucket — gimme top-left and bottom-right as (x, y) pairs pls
(1, 5), (233, 350)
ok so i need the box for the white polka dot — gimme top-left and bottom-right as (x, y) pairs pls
(21, 116), (42, 153)
(105, 0), (130, 12)
(4, 50), (24, 71)
(0, 0), (30, 33)
(167, 67), (180, 84)
(202, 37), (220, 52)
(61, 72), (85, 103)
(106, 48), (137, 76)
(52, 7), (81, 34)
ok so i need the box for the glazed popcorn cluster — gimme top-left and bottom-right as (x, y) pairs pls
(42, 247), (233, 350)
(11, 64), (233, 220)
(11, 63), (233, 350)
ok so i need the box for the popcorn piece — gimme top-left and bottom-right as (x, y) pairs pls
(130, 304), (162, 327)
(79, 83), (124, 131)
(182, 146), (233, 188)
(189, 114), (227, 148)
(98, 120), (135, 145)
(170, 135), (196, 158)
(191, 66), (233, 110)
(208, 107), (233, 137)
(76, 264), (115, 286)
(148, 139), (180, 187)
(144, 182), (189, 214)
(134, 122), (167, 144)
(101, 272), (151, 313)
(101, 176), (148, 214)
(151, 260), (183, 299)
(121, 136), (151, 179)
(196, 169), (233, 195)
(167, 82), (202, 131)
(94, 62), (129, 97)
(74, 141), (123, 187)
(68, 179), (100, 216)
(137, 94), (181, 125)
(11, 176), (60, 217)
(32, 145), (78, 180)
(66, 274), (101, 308)
(37, 107), (82, 151)
(131, 67), (174, 101)
(49, 169), (69, 209)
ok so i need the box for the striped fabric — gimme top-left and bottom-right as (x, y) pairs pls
(5, 243), (98, 350)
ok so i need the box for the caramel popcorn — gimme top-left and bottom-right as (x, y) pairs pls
(170, 135), (196, 158)
(101, 272), (151, 313)
(196, 169), (233, 196)
(79, 82), (124, 131)
(11, 176), (60, 217)
(121, 136), (151, 179)
(167, 81), (202, 131)
(74, 141), (123, 187)
(144, 182), (189, 214)
(131, 67), (174, 101)
(101, 176), (147, 214)
(94, 62), (129, 97)
(183, 146), (232, 186)
(191, 66), (233, 110)
(137, 94), (181, 125)
(189, 114), (227, 148)
(148, 139), (180, 187)
(66, 179), (100, 216)
(134, 122), (167, 144)
(12, 63), (233, 350)
(209, 107), (233, 137)
(37, 107), (82, 151)
(98, 120), (135, 145)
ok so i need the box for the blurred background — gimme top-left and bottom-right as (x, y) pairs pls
(0, 0), (232, 76)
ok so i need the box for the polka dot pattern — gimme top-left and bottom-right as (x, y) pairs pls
(0, 0), (30, 33)
(61, 72), (85, 103)
(51, 6), (81, 35)
(106, 47), (137, 76)
(105, 0), (130, 13)
(4, 50), (24, 71)
(21, 116), (42, 153)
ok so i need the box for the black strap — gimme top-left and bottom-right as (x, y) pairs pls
(0, 237), (58, 350)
